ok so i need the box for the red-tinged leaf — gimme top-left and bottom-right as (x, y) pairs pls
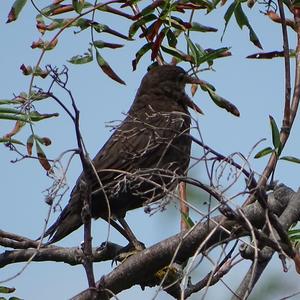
(36, 143), (51, 171)
(280, 156), (300, 164)
(4, 121), (25, 139)
(34, 135), (52, 146)
(247, 50), (296, 59)
(93, 40), (123, 49)
(132, 43), (153, 71)
(31, 38), (58, 50)
(27, 134), (34, 155)
(147, 19), (163, 42)
(254, 147), (273, 159)
(191, 84), (198, 96)
(20, 64), (32, 75)
(293, 253), (300, 274)
(95, 50), (125, 85)
(32, 66), (49, 78)
(151, 28), (167, 60)
(7, 0), (27, 23)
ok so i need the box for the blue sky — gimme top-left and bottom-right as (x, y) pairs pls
(1, 1), (300, 299)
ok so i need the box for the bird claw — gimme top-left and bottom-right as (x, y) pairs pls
(112, 241), (145, 265)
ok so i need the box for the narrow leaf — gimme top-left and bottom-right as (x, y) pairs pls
(7, 0), (27, 23)
(254, 147), (273, 159)
(132, 43), (153, 71)
(269, 115), (281, 150)
(27, 134), (34, 155)
(95, 50), (125, 85)
(190, 22), (217, 32)
(93, 40), (123, 49)
(280, 156), (300, 164)
(36, 143), (51, 171)
(205, 87), (240, 116)
(0, 138), (24, 145)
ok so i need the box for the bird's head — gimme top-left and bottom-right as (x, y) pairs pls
(137, 64), (203, 114)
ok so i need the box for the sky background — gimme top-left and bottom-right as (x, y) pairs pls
(1, 1), (300, 299)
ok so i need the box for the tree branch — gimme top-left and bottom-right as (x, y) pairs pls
(71, 184), (297, 299)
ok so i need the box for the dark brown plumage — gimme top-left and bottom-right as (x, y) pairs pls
(45, 65), (201, 244)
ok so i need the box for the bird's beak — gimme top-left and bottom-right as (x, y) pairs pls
(184, 75), (204, 115)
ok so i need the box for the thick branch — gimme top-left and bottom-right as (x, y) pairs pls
(71, 184), (297, 299)
(0, 242), (122, 268)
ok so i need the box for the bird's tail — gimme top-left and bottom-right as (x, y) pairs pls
(42, 203), (83, 244)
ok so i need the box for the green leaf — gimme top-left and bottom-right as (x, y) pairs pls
(222, 2), (237, 40)
(129, 14), (157, 38)
(280, 156), (300, 164)
(0, 286), (15, 294)
(185, 34), (200, 65)
(72, 0), (85, 13)
(6, 0), (27, 23)
(166, 29), (177, 47)
(254, 147), (273, 159)
(132, 43), (153, 71)
(204, 86), (240, 116)
(190, 22), (217, 32)
(234, 3), (262, 49)
(161, 46), (193, 62)
(93, 40), (123, 49)
(196, 46), (230, 66)
(181, 212), (195, 228)
(68, 47), (93, 64)
(0, 138), (24, 145)
(95, 50), (125, 85)
(269, 115), (281, 153)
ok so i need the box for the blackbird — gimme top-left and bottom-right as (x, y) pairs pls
(44, 64), (202, 244)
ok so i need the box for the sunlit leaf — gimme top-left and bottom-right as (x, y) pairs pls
(205, 86), (240, 116)
(269, 115), (281, 153)
(0, 286), (15, 294)
(68, 47), (93, 64)
(6, 0), (27, 23)
(96, 50), (125, 85)
(254, 147), (273, 159)
(161, 45), (193, 62)
(280, 156), (300, 164)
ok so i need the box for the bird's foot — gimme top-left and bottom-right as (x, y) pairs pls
(113, 241), (145, 264)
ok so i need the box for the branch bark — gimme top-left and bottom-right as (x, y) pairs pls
(71, 184), (298, 299)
